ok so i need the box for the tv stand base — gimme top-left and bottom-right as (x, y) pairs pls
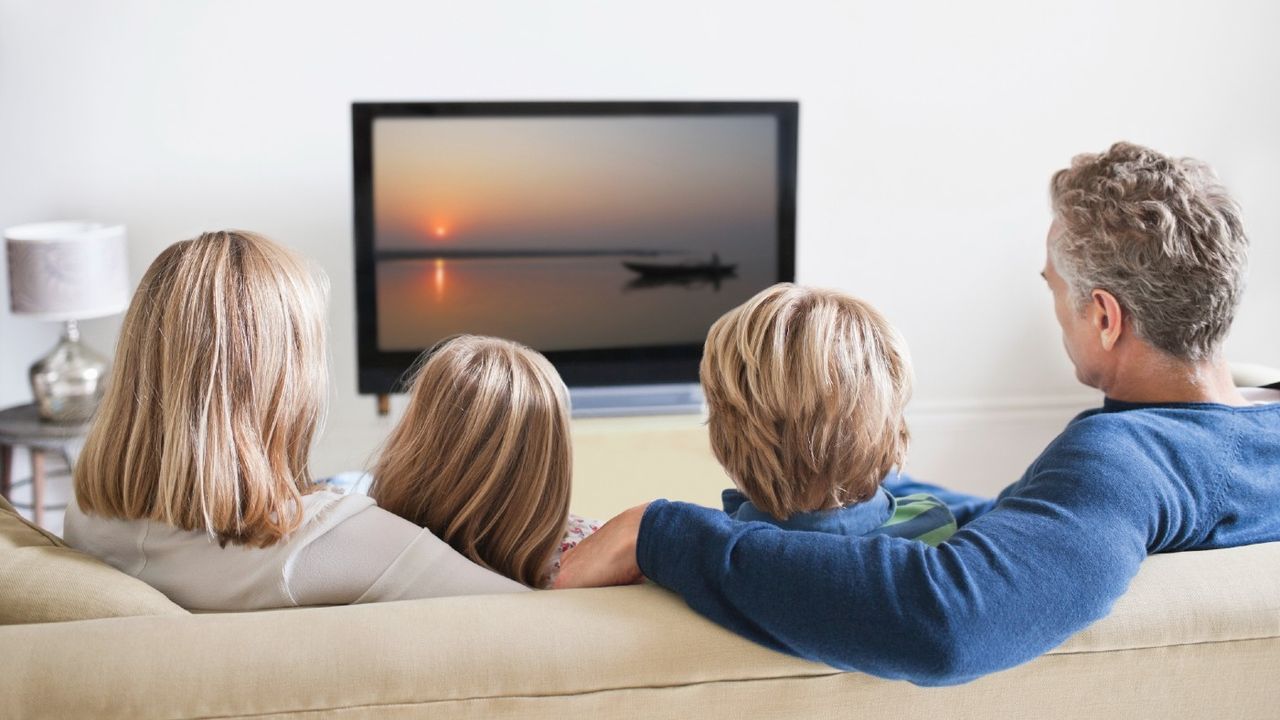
(569, 383), (703, 418)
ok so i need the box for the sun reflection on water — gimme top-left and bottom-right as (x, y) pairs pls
(433, 258), (446, 300)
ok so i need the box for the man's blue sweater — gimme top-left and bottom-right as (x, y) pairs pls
(636, 399), (1280, 685)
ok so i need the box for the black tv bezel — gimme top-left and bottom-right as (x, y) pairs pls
(352, 100), (799, 395)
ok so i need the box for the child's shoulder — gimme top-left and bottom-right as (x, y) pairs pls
(721, 488), (751, 516)
(540, 514), (603, 589)
(564, 513), (602, 543)
(872, 492), (957, 547)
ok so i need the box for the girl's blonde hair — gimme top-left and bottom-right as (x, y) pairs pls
(701, 283), (913, 520)
(370, 335), (572, 588)
(74, 230), (329, 548)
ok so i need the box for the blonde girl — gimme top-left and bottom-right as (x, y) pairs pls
(65, 231), (524, 610)
(371, 335), (597, 588)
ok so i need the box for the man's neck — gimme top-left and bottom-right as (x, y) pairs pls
(1101, 351), (1249, 406)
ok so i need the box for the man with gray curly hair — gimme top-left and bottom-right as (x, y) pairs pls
(1046, 142), (1250, 394)
(558, 142), (1280, 686)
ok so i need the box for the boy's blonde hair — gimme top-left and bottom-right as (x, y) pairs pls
(701, 283), (913, 520)
(74, 230), (329, 548)
(370, 335), (572, 588)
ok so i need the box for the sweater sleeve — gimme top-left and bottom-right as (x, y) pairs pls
(636, 427), (1154, 685)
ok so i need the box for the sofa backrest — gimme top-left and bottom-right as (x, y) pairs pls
(0, 495), (187, 624)
(1, 539), (1277, 718)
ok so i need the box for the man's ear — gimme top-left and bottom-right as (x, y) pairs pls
(1089, 289), (1125, 351)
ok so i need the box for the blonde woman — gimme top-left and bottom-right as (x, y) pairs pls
(64, 231), (525, 611)
(370, 335), (598, 589)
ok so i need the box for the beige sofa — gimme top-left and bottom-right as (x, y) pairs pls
(2, 494), (1279, 719)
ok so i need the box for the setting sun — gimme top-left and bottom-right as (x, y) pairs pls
(433, 225), (448, 238)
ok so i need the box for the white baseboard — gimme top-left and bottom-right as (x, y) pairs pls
(904, 394), (1101, 498)
(909, 393), (1101, 417)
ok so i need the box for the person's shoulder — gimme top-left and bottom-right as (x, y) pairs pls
(295, 489), (382, 539)
(893, 492), (953, 513)
(1049, 401), (1257, 463)
(721, 488), (750, 516)
(883, 492), (958, 547)
(1012, 409), (1160, 501)
(61, 500), (139, 558)
(303, 488), (375, 516)
(1038, 409), (1143, 462)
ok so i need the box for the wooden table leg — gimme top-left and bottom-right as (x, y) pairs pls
(30, 448), (45, 527)
(0, 444), (11, 502)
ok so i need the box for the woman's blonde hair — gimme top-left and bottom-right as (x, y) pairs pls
(74, 230), (329, 548)
(701, 283), (913, 520)
(370, 335), (572, 588)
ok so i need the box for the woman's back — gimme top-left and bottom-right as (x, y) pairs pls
(66, 488), (525, 611)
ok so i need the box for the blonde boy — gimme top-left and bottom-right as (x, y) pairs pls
(702, 283), (956, 545)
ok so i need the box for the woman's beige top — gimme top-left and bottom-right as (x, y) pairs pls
(63, 490), (526, 611)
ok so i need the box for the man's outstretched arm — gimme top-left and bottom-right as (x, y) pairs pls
(559, 438), (1154, 685)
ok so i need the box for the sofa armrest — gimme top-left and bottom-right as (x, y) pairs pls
(1232, 362), (1280, 388)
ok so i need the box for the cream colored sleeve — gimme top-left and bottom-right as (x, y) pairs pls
(289, 505), (527, 605)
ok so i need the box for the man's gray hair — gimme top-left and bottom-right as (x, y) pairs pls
(1049, 142), (1248, 362)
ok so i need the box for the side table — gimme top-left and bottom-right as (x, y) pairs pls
(0, 403), (90, 527)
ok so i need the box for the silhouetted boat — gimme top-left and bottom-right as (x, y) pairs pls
(622, 254), (736, 278)
(624, 272), (735, 292)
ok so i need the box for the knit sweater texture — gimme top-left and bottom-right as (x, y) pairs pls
(637, 399), (1280, 685)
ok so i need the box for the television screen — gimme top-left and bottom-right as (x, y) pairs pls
(353, 102), (797, 395)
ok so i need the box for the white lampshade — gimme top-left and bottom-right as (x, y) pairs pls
(5, 222), (129, 321)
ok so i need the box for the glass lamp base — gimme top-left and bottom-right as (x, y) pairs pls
(29, 320), (108, 424)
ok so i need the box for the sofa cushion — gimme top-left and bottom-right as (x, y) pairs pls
(0, 495), (187, 624)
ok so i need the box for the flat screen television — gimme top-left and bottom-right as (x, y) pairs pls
(353, 101), (798, 414)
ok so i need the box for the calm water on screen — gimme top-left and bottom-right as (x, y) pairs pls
(376, 255), (774, 352)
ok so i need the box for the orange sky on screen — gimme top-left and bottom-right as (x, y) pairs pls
(372, 116), (776, 252)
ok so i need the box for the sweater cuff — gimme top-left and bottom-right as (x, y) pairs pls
(637, 499), (694, 588)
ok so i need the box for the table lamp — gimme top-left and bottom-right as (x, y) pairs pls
(5, 222), (129, 423)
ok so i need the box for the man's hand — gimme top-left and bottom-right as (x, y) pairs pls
(553, 503), (650, 589)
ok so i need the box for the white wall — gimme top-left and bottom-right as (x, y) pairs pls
(1, 0), (1277, 491)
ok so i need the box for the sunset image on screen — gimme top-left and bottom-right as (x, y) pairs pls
(372, 115), (779, 352)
